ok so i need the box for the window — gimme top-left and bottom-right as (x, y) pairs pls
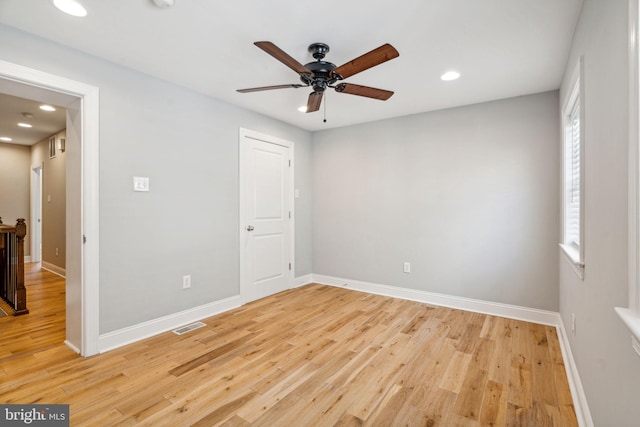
(560, 59), (584, 279)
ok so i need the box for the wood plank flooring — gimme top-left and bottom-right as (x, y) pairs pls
(0, 264), (578, 426)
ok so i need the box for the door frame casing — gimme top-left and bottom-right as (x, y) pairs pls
(239, 128), (295, 304)
(0, 60), (100, 357)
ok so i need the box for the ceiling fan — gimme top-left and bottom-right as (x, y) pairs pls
(237, 41), (399, 113)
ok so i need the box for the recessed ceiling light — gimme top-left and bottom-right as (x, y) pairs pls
(298, 106), (307, 113)
(40, 105), (56, 112)
(0, 137), (13, 142)
(441, 71), (461, 81)
(53, 0), (88, 17)
(17, 123), (33, 128)
(152, 0), (175, 8)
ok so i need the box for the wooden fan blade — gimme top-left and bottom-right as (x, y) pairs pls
(254, 41), (312, 75)
(237, 84), (306, 93)
(335, 83), (394, 100)
(306, 92), (323, 113)
(332, 44), (399, 80)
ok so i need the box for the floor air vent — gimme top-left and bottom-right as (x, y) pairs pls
(172, 321), (206, 335)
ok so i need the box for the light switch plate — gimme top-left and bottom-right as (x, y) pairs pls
(133, 176), (150, 192)
(403, 262), (411, 273)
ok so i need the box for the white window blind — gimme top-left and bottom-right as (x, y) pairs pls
(565, 99), (581, 249)
(560, 64), (584, 277)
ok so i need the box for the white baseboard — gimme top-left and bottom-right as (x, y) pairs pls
(64, 340), (81, 355)
(555, 318), (594, 427)
(98, 295), (242, 353)
(24, 256), (31, 263)
(42, 261), (66, 278)
(294, 274), (312, 288)
(309, 273), (592, 426)
(312, 273), (560, 326)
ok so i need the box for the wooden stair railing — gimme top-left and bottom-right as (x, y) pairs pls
(0, 218), (29, 315)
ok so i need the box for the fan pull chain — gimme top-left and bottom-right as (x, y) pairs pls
(323, 93), (327, 123)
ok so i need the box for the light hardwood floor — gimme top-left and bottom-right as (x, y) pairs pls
(0, 264), (578, 426)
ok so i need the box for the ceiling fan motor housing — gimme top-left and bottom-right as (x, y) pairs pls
(301, 43), (344, 92)
(302, 60), (338, 92)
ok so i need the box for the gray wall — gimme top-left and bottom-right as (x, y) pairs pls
(312, 91), (560, 311)
(32, 130), (66, 269)
(0, 24), (313, 334)
(559, 0), (640, 425)
(294, 132), (313, 275)
(0, 142), (30, 257)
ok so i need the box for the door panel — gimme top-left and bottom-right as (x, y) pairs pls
(254, 234), (284, 282)
(254, 149), (285, 220)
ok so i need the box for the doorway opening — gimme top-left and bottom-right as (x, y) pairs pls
(0, 60), (100, 356)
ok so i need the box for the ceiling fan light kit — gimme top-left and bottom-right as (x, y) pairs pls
(237, 41), (399, 115)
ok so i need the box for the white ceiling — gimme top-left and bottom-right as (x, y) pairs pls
(0, 94), (66, 146)
(0, 0), (583, 132)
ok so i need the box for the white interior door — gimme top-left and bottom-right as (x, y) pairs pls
(240, 128), (294, 303)
(30, 164), (42, 263)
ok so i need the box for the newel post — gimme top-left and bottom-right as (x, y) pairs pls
(14, 218), (28, 315)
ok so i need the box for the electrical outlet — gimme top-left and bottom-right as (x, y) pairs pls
(571, 313), (576, 335)
(182, 275), (191, 289)
(403, 262), (411, 273)
(55, 248), (59, 256)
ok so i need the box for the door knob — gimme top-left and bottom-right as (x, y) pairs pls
(246, 225), (255, 231)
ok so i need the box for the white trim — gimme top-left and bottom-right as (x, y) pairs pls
(560, 243), (585, 279)
(238, 128), (295, 305)
(80, 80), (100, 357)
(98, 295), (242, 353)
(633, 336), (640, 356)
(0, 60), (101, 357)
(632, 0), (640, 312)
(632, 0), (640, 315)
(617, 0), (640, 358)
(294, 274), (312, 288)
(42, 261), (66, 278)
(615, 307), (640, 354)
(24, 256), (31, 263)
(618, 0), (640, 347)
(64, 340), (81, 355)
(239, 130), (248, 304)
(312, 273), (560, 325)
(555, 316), (595, 427)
